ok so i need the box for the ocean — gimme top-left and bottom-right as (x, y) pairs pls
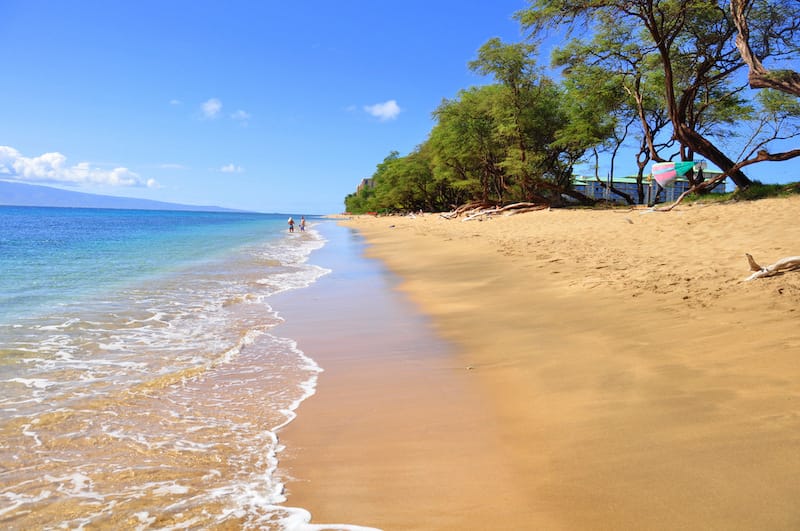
(0, 206), (371, 530)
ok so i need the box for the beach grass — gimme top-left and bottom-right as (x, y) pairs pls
(685, 180), (800, 203)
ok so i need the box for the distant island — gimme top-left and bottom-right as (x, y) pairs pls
(0, 181), (242, 212)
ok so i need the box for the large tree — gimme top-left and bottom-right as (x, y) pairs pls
(552, 20), (674, 203)
(468, 38), (585, 203)
(517, 0), (757, 189)
(468, 38), (540, 196)
(429, 86), (507, 203)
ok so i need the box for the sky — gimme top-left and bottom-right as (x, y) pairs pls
(0, 0), (529, 213)
(0, 1), (797, 214)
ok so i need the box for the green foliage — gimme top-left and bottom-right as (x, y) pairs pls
(429, 86), (504, 203)
(757, 89), (800, 118)
(468, 38), (538, 92)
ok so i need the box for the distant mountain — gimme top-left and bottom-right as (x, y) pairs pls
(0, 181), (242, 212)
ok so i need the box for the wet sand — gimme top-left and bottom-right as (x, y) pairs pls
(279, 197), (800, 530)
(274, 223), (532, 530)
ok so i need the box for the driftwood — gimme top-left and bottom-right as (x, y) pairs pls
(743, 253), (800, 281)
(504, 205), (549, 216)
(462, 209), (498, 221)
(440, 201), (495, 219)
(442, 201), (547, 221)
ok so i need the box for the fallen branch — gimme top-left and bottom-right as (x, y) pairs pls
(462, 208), (500, 221)
(460, 202), (547, 221)
(442, 201), (547, 221)
(497, 202), (544, 214)
(743, 253), (800, 281)
(504, 205), (549, 215)
(440, 201), (496, 219)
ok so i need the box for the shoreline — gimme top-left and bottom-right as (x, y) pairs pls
(280, 198), (800, 529)
(274, 222), (534, 530)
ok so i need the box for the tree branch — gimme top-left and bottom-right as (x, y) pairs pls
(731, 0), (800, 96)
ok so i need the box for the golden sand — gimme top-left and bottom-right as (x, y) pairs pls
(283, 197), (800, 530)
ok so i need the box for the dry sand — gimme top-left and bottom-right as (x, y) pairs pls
(282, 197), (800, 530)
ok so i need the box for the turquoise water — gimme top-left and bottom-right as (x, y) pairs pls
(0, 207), (287, 323)
(0, 206), (375, 530)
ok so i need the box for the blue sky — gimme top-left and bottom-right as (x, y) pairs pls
(0, 1), (528, 213)
(0, 1), (797, 213)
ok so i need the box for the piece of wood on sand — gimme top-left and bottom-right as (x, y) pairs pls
(743, 253), (800, 281)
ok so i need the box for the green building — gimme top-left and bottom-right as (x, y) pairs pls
(572, 171), (727, 205)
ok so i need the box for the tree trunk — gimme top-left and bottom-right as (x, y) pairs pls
(674, 124), (752, 189)
(731, 0), (800, 97)
(595, 177), (635, 205)
(647, 10), (752, 191)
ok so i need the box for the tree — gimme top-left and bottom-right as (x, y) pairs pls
(724, 88), (800, 171)
(517, 0), (757, 189)
(730, 0), (800, 96)
(429, 86), (507, 204)
(552, 23), (670, 203)
(371, 148), (438, 212)
(468, 38), (587, 204)
(344, 152), (399, 213)
(469, 38), (540, 196)
(725, 0), (800, 169)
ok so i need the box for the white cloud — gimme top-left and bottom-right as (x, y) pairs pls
(201, 98), (223, 119)
(159, 163), (186, 170)
(169, 99), (182, 105)
(231, 110), (250, 122)
(364, 100), (401, 121)
(0, 145), (155, 188)
(220, 163), (244, 173)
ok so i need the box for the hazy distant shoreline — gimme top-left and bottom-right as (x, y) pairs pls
(0, 180), (244, 213)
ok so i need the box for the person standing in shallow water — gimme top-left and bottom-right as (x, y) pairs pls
(288, 217), (295, 232)
(300, 216), (306, 232)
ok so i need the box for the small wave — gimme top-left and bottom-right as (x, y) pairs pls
(8, 377), (56, 390)
(0, 217), (363, 529)
(37, 317), (81, 331)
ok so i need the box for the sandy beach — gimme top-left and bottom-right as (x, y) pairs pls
(281, 197), (800, 530)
